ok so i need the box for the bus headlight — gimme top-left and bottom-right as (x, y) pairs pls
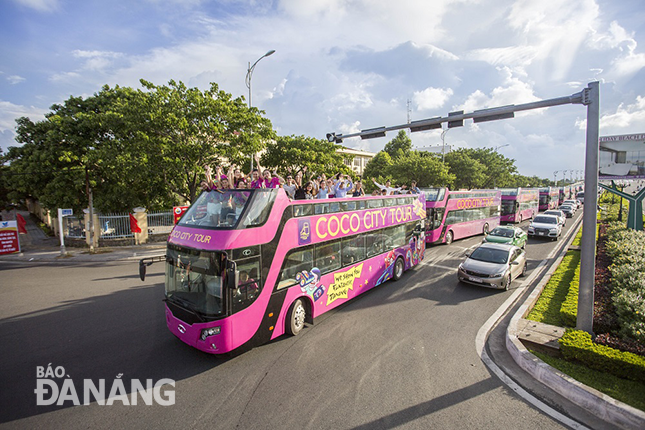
(200, 327), (221, 341)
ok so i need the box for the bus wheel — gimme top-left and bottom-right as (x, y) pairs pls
(286, 299), (306, 336)
(445, 231), (454, 245)
(483, 223), (489, 235)
(392, 257), (405, 281)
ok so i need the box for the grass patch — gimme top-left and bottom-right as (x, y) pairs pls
(531, 350), (645, 412)
(526, 251), (580, 326)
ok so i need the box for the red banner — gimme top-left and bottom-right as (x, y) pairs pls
(129, 214), (142, 233)
(0, 221), (21, 255)
(173, 206), (189, 224)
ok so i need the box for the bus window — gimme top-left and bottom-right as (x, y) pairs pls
(391, 225), (406, 247)
(278, 247), (314, 290)
(366, 231), (390, 257)
(342, 235), (365, 266)
(315, 241), (341, 274)
(368, 199), (384, 209)
(294, 204), (313, 217)
(315, 203), (329, 214)
(232, 256), (261, 313)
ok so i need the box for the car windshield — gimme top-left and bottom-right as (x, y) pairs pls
(544, 211), (561, 217)
(534, 216), (557, 224)
(489, 228), (514, 238)
(469, 247), (509, 264)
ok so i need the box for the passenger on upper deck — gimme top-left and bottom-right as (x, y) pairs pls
(333, 173), (353, 198)
(371, 178), (407, 195)
(253, 155), (285, 189)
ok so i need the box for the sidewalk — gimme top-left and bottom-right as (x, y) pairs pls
(0, 211), (166, 263)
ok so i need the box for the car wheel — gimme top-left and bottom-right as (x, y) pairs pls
(520, 262), (527, 277)
(392, 257), (405, 281)
(483, 223), (489, 235)
(286, 298), (306, 336)
(445, 230), (454, 245)
(502, 274), (511, 291)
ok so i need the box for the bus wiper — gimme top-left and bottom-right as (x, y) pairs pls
(165, 297), (206, 322)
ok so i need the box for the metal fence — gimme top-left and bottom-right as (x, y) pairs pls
(62, 210), (174, 239)
(98, 213), (134, 239)
(147, 210), (174, 235)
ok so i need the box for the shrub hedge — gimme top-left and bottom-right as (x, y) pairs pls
(605, 222), (645, 344)
(559, 330), (645, 383)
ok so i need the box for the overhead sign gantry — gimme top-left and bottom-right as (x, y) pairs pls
(327, 82), (600, 335)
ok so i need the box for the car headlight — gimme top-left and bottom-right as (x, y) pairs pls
(492, 270), (506, 278)
(549, 228), (558, 233)
(458, 263), (464, 271)
(200, 326), (221, 341)
(528, 226), (534, 232)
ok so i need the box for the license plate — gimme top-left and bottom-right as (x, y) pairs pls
(538, 232), (545, 236)
(468, 276), (483, 283)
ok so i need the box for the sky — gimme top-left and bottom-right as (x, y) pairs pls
(2, 0), (645, 182)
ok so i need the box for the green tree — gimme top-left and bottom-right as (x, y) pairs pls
(131, 79), (275, 203)
(459, 148), (518, 188)
(363, 152), (394, 191)
(260, 135), (351, 179)
(444, 151), (487, 189)
(383, 130), (412, 159)
(389, 151), (454, 189)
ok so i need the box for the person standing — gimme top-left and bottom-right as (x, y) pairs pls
(351, 181), (365, 197)
(408, 180), (421, 194)
(334, 174), (353, 198)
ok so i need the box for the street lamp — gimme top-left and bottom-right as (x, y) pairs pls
(441, 128), (450, 163)
(245, 49), (275, 171)
(554, 170), (559, 187)
(494, 143), (510, 152)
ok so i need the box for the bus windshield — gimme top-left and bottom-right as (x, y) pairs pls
(421, 188), (446, 202)
(165, 245), (225, 316)
(179, 189), (277, 229)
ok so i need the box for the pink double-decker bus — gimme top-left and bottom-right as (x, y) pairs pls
(140, 188), (426, 355)
(500, 188), (539, 223)
(538, 187), (560, 211)
(422, 188), (501, 245)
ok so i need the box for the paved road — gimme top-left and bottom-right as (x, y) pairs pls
(0, 209), (607, 429)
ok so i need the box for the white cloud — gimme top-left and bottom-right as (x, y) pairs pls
(577, 96), (645, 132)
(0, 101), (49, 152)
(413, 87), (453, 111)
(49, 71), (82, 83)
(7, 75), (26, 85)
(459, 67), (539, 112)
(11, 0), (59, 12)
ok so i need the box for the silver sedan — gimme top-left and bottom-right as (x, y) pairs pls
(457, 243), (527, 290)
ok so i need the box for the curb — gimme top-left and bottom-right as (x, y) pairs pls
(505, 215), (645, 429)
(0, 245), (166, 263)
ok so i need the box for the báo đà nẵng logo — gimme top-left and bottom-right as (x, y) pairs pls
(35, 364), (175, 406)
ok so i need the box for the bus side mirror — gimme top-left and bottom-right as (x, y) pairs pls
(226, 260), (238, 289)
(138, 255), (166, 282)
(139, 261), (147, 281)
